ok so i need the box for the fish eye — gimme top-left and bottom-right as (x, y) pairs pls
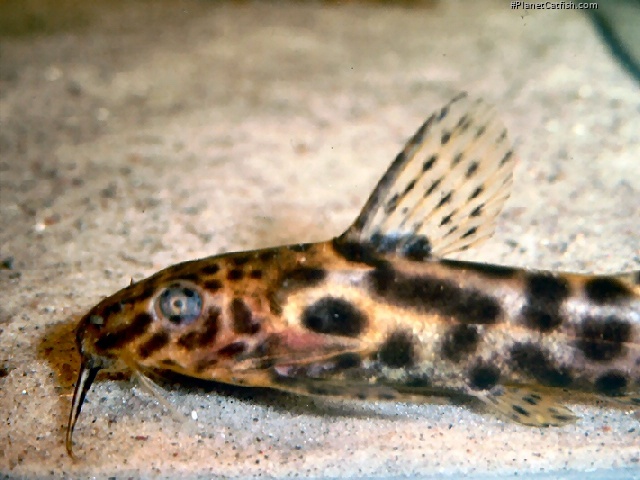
(156, 283), (203, 325)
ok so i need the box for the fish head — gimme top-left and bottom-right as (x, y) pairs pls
(67, 258), (246, 456)
(67, 244), (338, 456)
(76, 278), (211, 363)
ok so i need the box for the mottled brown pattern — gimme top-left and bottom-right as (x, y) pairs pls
(137, 331), (170, 359)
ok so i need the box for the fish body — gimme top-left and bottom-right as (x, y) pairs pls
(66, 93), (640, 456)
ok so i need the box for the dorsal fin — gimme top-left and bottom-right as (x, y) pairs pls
(340, 93), (516, 259)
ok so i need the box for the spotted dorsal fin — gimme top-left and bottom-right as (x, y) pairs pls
(340, 93), (516, 259)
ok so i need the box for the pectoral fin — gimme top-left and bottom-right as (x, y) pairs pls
(269, 375), (401, 401)
(477, 386), (578, 427)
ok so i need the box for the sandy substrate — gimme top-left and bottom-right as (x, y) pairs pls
(1, 1), (639, 478)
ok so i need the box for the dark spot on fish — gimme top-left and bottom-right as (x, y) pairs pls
(218, 341), (247, 358)
(475, 125), (486, 138)
(470, 205), (483, 217)
(175, 272), (200, 283)
(424, 178), (443, 197)
(370, 231), (398, 253)
(230, 298), (259, 335)
(231, 255), (251, 266)
(584, 277), (633, 304)
(439, 259), (517, 279)
(227, 269), (243, 281)
(469, 186), (483, 200)
(441, 130), (451, 145)
(101, 301), (124, 320)
(138, 285), (158, 304)
(577, 315), (631, 362)
(512, 404), (529, 417)
(289, 243), (313, 252)
(403, 179), (417, 196)
(251, 335), (281, 369)
(333, 352), (362, 370)
(441, 324), (479, 362)
(258, 250), (278, 262)
(468, 362), (500, 390)
(177, 307), (220, 349)
(550, 410), (576, 423)
(202, 306), (222, 338)
(369, 266), (502, 324)
(595, 371), (628, 396)
(436, 191), (452, 208)
(369, 233), (431, 261)
(500, 150), (513, 166)
(452, 152), (463, 166)
(95, 313), (153, 352)
(203, 279), (223, 291)
(457, 114), (469, 129)
(402, 236), (432, 261)
(521, 304), (564, 333)
(249, 269), (263, 279)
(466, 161), (479, 178)
(405, 375), (432, 388)
(385, 193), (400, 214)
(438, 105), (449, 121)
(461, 227), (477, 239)
(302, 297), (367, 337)
(522, 393), (542, 406)
(510, 342), (573, 387)
(440, 214), (452, 226)
(194, 358), (218, 373)
(521, 273), (569, 332)
(200, 263), (220, 275)
(423, 155), (437, 172)
(159, 358), (179, 368)
(332, 239), (383, 267)
(281, 267), (326, 288)
(137, 331), (170, 359)
(378, 330), (417, 368)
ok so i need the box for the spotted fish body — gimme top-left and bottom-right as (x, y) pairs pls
(66, 93), (640, 456)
